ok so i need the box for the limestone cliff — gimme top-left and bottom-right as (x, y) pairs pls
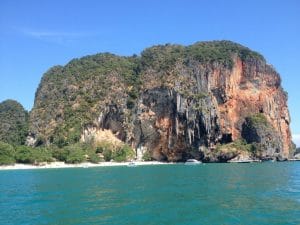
(28, 41), (293, 161)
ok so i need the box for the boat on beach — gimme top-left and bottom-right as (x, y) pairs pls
(127, 161), (137, 167)
(228, 159), (261, 163)
(82, 163), (89, 168)
(288, 158), (300, 161)
(185, 159), (201, 165)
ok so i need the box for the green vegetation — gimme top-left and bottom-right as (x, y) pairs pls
(0, 140), (106, 165)
(186, 41), (265, 68)
(102, 144), (135, 162)
(232, 139), (255, 152)
(32, 53), (141, 145)
(52, 147), (69, 162)
(63, 145), (85, 164)
(141, 41), (265, 71)
(53, 143), (102, 164)
(0, 141), (16, 165)
(141, 44), (185, 71)
(247, 113), (269, 126)
(231, 139), (259, 155)
(94, 141), (135, 162)
(15, 146), (53, 164)
(216, 139), (260, 157)
(103, 148), (113, 161)
(113, 144), (135, 162)
(94, 141), (114, 161)
(88, 152), (100, 163)
(142, 151), (152, 161)
(0, 100), (28, 145)
(0, 139), (137, 165)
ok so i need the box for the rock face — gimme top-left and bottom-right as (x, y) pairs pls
(0, 100), (28, 145)
(29, 41), (293, 161)
(241, 114), (283, 159)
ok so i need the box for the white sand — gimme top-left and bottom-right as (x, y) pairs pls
(0, 161), (174, 170)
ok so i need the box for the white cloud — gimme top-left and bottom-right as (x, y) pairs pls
(292, 134), (300, 147)
(16, 28), (94, 45)
(22, 30), (87, 38)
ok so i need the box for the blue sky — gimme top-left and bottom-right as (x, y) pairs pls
(0, 0), (299, 146)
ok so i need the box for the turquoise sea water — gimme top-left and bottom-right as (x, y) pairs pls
(0, 162), (300, 225)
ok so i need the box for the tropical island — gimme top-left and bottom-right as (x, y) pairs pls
(0, 40), (297, 168)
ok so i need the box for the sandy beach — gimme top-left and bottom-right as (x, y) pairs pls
(0, 161), (174, 171)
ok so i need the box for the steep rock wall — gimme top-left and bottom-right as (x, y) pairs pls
(29, 41), (293, 161)
(131, 57), (291, 160)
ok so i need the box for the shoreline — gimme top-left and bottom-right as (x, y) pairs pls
(0, 161), (174, 171)
(1, 159), (299, 171)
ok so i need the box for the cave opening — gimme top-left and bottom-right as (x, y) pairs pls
(220, 133), (232, 144)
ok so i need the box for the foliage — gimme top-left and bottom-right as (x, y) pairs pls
(79, 142), (101, 163)
(95, 141), (114, 153)
(216, 139), (259, 156)
(88, 152), (100, 163)
(52, 148), (69, 161)
(113, 144), (135, 162)
(52, 134), (69, 148)
(52, 142), (101, 163)
(95, 146), (103, 153)
(99, 141), (115, 162)
(186, 40), (265, 68)
(15, 145), (34, 163)
(247, 113), (269, 127)
(32, 53), (141, 146)
(141, 44), (185, 71)
(231, 139), (258, 154)
(140, 41), (265, 71)
(63, 144), (86, 164)
(96, 141), (134, 162)
(142, 151), (152, 161)
(0, 141), (16, 165)
(15, 145), (53, 164)
(31, 147), (53, 163)
(103, 148), (113, 161)
(0, 141), (101, 165)
(0, 100), (28, 145)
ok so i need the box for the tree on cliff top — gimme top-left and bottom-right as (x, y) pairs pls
(141, 40), (265, 70)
